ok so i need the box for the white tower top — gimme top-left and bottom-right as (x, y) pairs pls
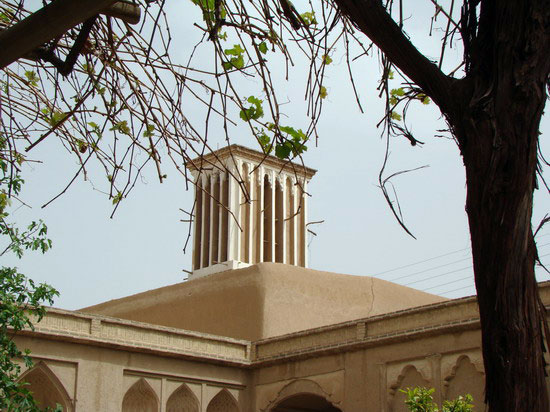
(186, 144), (317, 278)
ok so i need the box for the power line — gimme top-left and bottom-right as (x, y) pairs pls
(429, 250), (550, 295)
(404, 266), (472, 287)
(374, 234), (550, 280)
(438, 284), (476, 296)
(372, 247), (471, 277)
(399, 245), (550, 287)
(388, 257), (472, 282)
(423, 274), (473, 291)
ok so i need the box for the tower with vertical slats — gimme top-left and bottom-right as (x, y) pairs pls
(187, 145), (316, 278)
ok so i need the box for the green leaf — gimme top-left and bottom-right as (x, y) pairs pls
(24, 71), (38, 87)
(320, 86), (328, 99)
(390, 111), (402, 121)
(391, 88), (405, 97)
(143, 124), (155, 138)
(322, 54), (333, 65)
(48, 111), (68, 127)
(223, 55), (245, 70)
(275, 143), (292, 160)
(258, 41), (268, 55)
(417, 93), (431, 105)
(300, 11), (317, 26)
(110, 120), (130, 135)
(112, 192), (123, 205)
(82, 63), (95, 74)
(224, 44), (245, 56)
(0, 9), (13, 23)
(239, 96), (264, 121)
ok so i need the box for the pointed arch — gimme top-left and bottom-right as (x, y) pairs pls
(166, 383), (199, 412)
(18, 361), (72, 411)
(390, 365), (431, 412)
(444, 356), (485, 409)
(122, 378), (159, 412)
(206, 388), (239, 412)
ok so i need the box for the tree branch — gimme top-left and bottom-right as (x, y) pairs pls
(0, 0), (116, 69)
(334, 0), (456, 111)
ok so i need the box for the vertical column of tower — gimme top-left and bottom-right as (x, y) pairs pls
(301, 179), (308, 267)
(240, 162), (252, 263)
(192, 174), (203, 270)
(247, 163), (255, 264)
(210, 173), (220, 265)
(270, 170), (276, 262)
(281, 176), (287, 264)
(201, 174), (211, 268)
(285, 177), (294, 265)
(295, 179), (305, 267)
(292, 179), (298, 266)
(220, 171), (229, 262)
(227, 162), (241, 262)
(275, 176), (285, 263)
(256, 167), (264, 263)
(263, 172), (272, 261)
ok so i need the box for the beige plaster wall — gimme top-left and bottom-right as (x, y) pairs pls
(14, 336), (248, 412)
(253, 329), (485, 412)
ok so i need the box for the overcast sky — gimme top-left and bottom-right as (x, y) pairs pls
(4, 0), (550, 310)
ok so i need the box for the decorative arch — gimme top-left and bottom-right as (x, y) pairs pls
(122, 378), (159, 412)
(166, 383), (199, 412)
(389, 365), (431, 412)
(206, 388), (239, 412)
(444, 356), (485, 409)
(18, 361), (72, 411)
(264, 379), (341, 412)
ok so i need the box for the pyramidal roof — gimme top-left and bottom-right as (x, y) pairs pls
(81, 263), (446, 341)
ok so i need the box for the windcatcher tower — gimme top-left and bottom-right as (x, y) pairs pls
(187, 145), (316, 278)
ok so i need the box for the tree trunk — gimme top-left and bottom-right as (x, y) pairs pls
(452, 2), (550, 409)
(332, 0), (550, 408)
(456, 72), (549, 410)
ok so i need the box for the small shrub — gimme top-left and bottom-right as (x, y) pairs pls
(401, 387), (474, 412)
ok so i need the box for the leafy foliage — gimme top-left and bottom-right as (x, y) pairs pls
(0, 135), (59, 410)
(401, 387), (474, 412)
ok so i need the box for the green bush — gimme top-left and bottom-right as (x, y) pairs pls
(401, 387), (474, 412)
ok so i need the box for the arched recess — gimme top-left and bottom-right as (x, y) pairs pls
(264, 379), (341, 412)
(272, 394), (342, 412)
(444, 356), (485, 410)
(389, 365), (431, 412)
(166, 383), (200, 412)
(206, 388), (239, 412)
(18, 361), (72, 411)
(122, 378), (159, 412)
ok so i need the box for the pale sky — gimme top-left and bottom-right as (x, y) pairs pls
(4, 0), (550, 310)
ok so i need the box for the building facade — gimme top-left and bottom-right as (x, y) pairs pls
(11, 145), (550, 411)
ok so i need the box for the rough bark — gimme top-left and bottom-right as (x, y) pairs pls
(453, 2), (550, 409)
(334, 0), (550, 409)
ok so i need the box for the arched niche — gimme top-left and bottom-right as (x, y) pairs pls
(166, 383), (200, 412)
(122, 378), (159, 412)
(206, 388), (239, 412)
(444, 356), (485, 410)
(272, 393), (342, 412)
(18, 361), (72, 411)
(390, 365), (431, 412)
(264, 379), (341, 412)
